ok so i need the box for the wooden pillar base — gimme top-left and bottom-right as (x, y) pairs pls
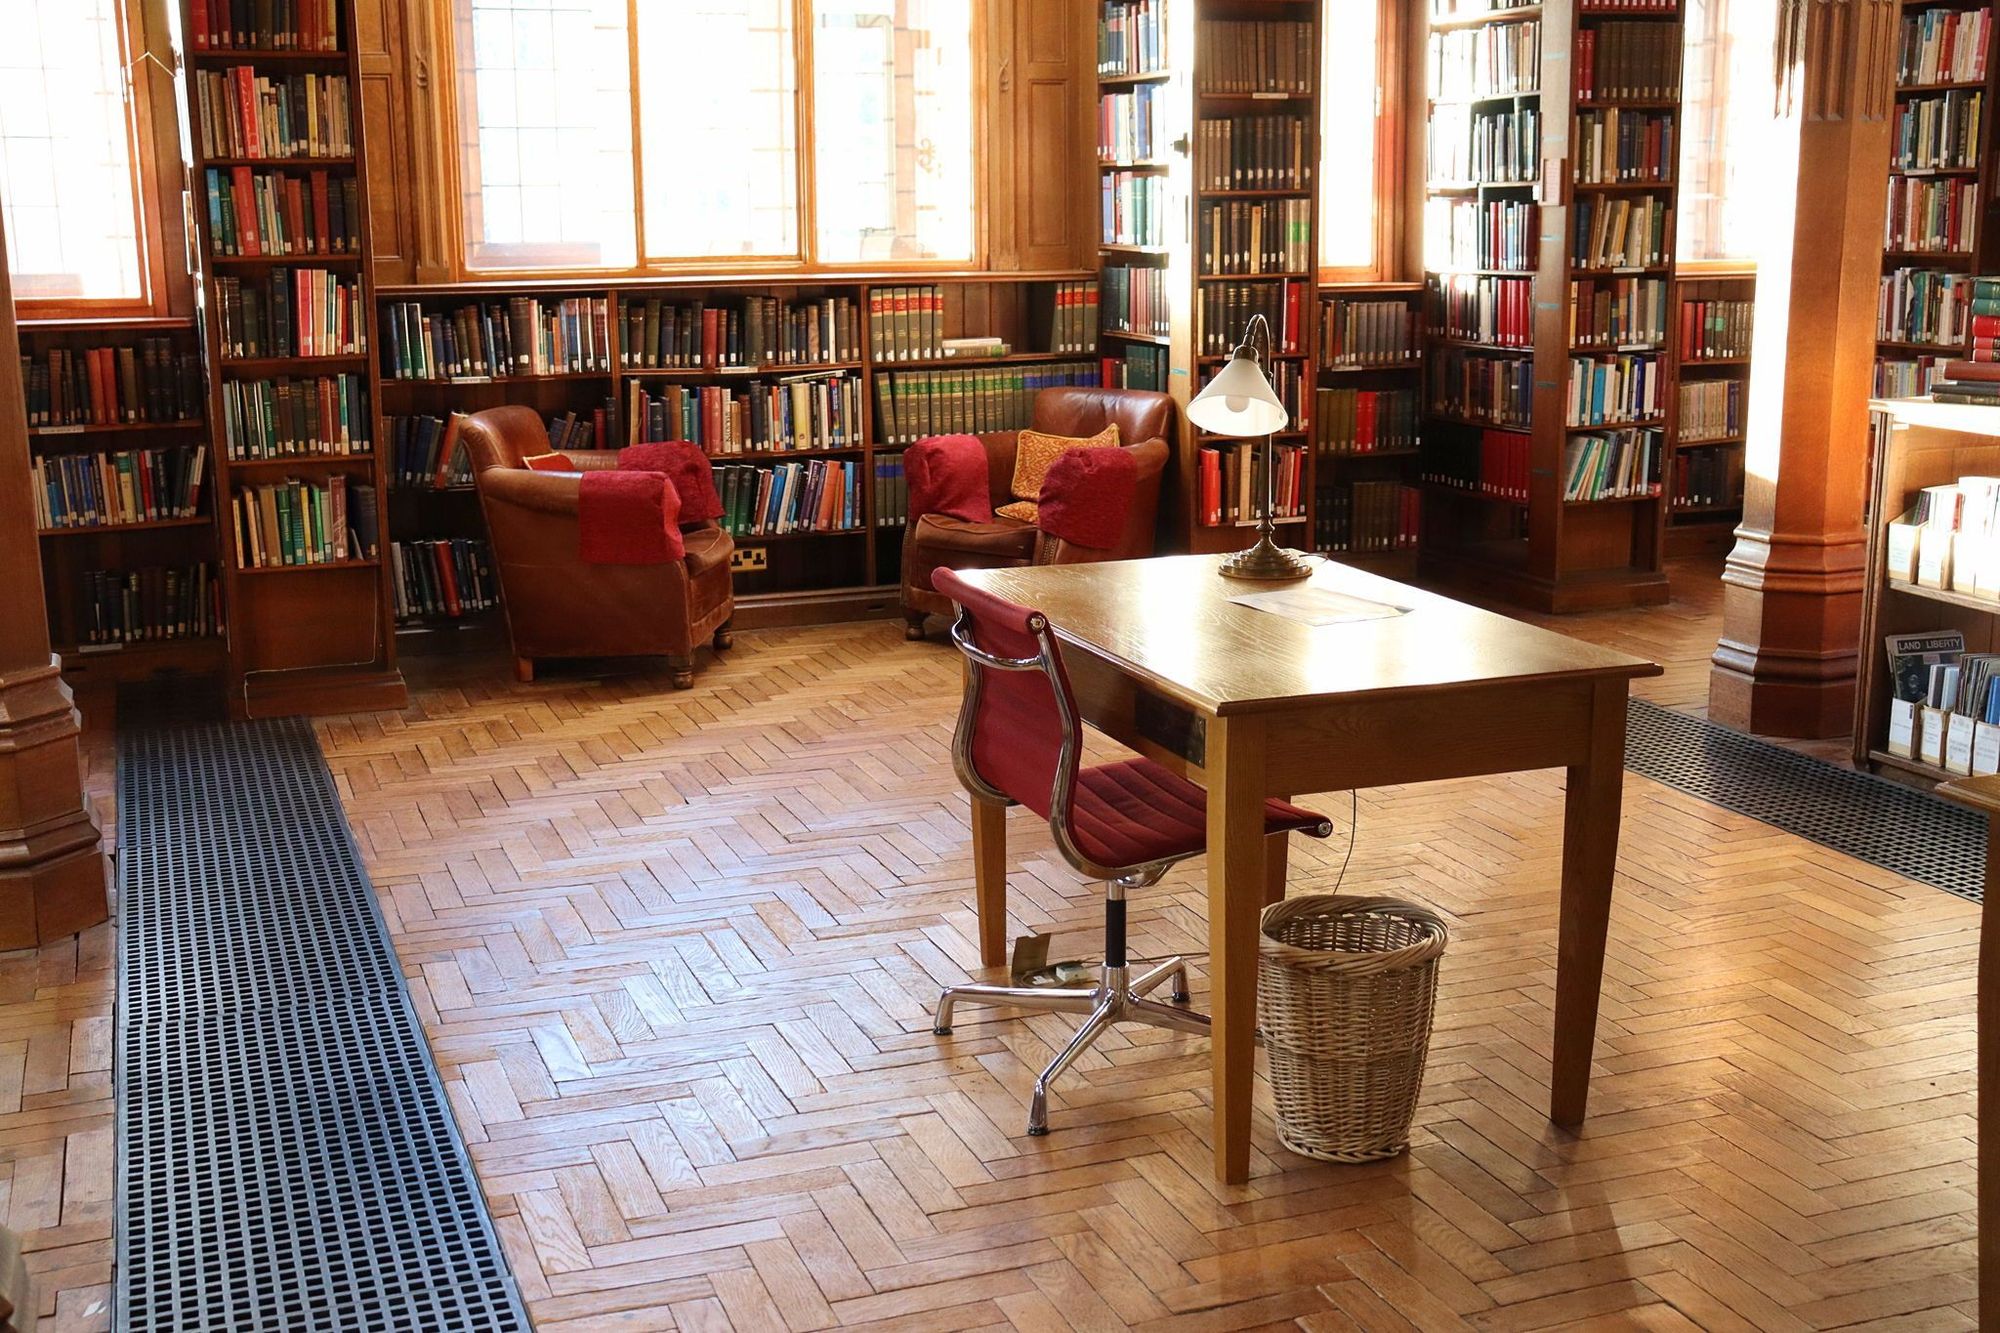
(0, 659), (108, 951)
(1708, 529), (1866, 739)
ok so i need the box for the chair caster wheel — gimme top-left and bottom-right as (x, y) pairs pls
(1027, 1125), (1049, 1137)
(932, 1025), (952, 1036)
(1172, 990), (1190, 1004)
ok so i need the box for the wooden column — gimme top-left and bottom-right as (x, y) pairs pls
(1708, 0), (1899, 737)
(0, 215), (109, 950)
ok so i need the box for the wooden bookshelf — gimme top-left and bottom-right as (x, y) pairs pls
(1313, 283), (1425, 570)
(1414, 0), (1679, 611)
(177, 0), (405, 717)
(1669, 272), (1752, 554)
(1873, 1), (2000, 396)
(17, 318), (226, 686)
(373, 271), (1097, 631)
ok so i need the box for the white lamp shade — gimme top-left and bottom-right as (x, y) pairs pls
(1187, 352), (1290, 436)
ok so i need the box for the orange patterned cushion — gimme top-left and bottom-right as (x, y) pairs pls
(994, 499), (1040, 524)
(1008, 424), (1120, 502)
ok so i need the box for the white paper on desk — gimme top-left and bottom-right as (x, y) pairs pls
(1226, 584), (1411, 626)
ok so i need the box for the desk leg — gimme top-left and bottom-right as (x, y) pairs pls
(1264, 800), (1292, 909)
(972, 795), (1008, 970)
(1982, 815), (1998, 1323)
(1206, 714), (1267, 1184)
(1551, 678), (1626, 1127)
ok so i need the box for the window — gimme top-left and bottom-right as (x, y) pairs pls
(0, 0), (153, 306)
(451, 0), (976, 272)
(1319, 0), (1393, 276)
(1678, 0), (1780, 266)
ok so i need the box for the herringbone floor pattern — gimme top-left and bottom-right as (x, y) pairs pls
(0, 558), (1980, 1329)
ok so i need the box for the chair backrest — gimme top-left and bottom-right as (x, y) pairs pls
(931, 568), (1081, 830)
(457, 405), (550, 474)
(1032, 386), (1175, 448)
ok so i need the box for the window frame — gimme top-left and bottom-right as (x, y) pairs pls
(6, 0), (180, 319)
(1317, 0), (1405, 285)
(438, 0), (989, 280)
(1675, 0), (1767, 274)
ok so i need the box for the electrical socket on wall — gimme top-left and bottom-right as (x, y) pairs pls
(731, 547), (767, 572)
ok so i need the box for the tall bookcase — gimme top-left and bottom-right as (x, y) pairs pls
(20, 317), (225, 686)
(1670, 272), (1751, 553)
(1095, 0), (1325, 555)
(1313, 283), (1425, 568)
(1416, 0), (1679, 612)
(373, 271), (1097, 631)
(1874, 3), (2000, 397)
(178, 0), (405, 716)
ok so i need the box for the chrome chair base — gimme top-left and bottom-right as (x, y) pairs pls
(934, 957), (1208, 1135)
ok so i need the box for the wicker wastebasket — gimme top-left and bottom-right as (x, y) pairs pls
(1258, 895), (1447, 1162)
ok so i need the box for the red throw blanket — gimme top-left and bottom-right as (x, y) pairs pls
(619, 441), (724, 522)
(906, 434), (990, 523)
(1038, 446), (1136, 551)
(578, 470), (684, 563)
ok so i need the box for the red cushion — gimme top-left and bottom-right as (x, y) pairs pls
(1038, 446), (1137, 551)
(907, 434), (991, 524)
(1068, 759), (1330, 870)
(618, 440), (725, 523)
(578, 470), (684, 564)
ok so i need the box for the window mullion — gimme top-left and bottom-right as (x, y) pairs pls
(795, 0), (817, 265)
(628, 0), (646, 266)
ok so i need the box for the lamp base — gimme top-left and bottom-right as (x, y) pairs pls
(1217, 535), (1315, 581)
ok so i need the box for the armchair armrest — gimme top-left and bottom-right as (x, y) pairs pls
(479, 466), (584, 518)
(566, 450), (624, 472)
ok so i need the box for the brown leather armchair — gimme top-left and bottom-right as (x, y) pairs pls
(900, 386), (1174, 638)
(458, 406), (735, 689)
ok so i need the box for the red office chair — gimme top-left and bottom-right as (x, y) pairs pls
(931, 567), (1333, 1135)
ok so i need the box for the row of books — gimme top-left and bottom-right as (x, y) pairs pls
(1434, 274), (1532, 347)
(1670, 445), (1739, 509)
(1194, 21), (1313, 96)
(1570, 276), (1668, 350)
(1573, 193), (1672, 269)
(1879, 267), (1975, 346)
(1196, 281), (1307, 357)
(1102, 171), (1166, 247)
(1432, 350), (1533, 428)
(624, 294), (862, 369)
(1431, 0), (1538, 16)
(1428, 105), (1540, 185)
(1195, 115), (1311, 192)
(203, 167), (359, 257)
(1424, 427), (1530, 500)
(1322, 299), (1420, 367)
(1042, 281), (1101, 357)
(1882, 632), (2000, 771)
(1888, 175), (1980, 256)
(1098, 0), (1165, 77)
(383, 297), (610, 379)
(1574, 23), (1681, 101)
(21, 342), (203, 427)
(1196, 443), (1307, 526)
(187, 0), (344, 51)
(1428, 198), (1537, 273)
(1196, 199), (1312, 276)
(1428, 22), (1541, 99)
(625, 373), (863, 455)
(1318, 483), (1420, 555)
(1899, 7), (1991, 86)
(390, 539), (495, 622)
(1574, 108), (1676, 184)
(222, 373), (370, 460)
(215, 269), (366, 359)
(1568, 353), (1664, 425)
(191, 68), (353, 161)
(1579, 0), (1677, 12)
(30, 446), (207, 529)
(1099, 87), (1161, 163)
(386, 414), (465, 488)
(1876, 355), (1942, 397)
(1317, 388), (1420, 454)
(716, 461), (862, 537)
(1893, 91), (1983, 171)
(873, 457), (909, 529)
(544, 408), (605, 453)
(75, 564), (221, 648)
(231, 475), (378, 567)
(872, 364), (1099, 446)
(1103, 345), (1169, 392)
(1562, 427), (1662, 501)
(1102, 265), (1169, 337)
(1679, 378), (1744, 441)
(1682, 299), (1753, 360)
(1929, 358), (2000, 405)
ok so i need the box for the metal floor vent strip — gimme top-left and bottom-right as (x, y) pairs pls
(1625, 699), (1986, 904)
(115, 717), (531, 1332)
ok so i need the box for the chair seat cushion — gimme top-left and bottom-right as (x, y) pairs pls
(1068, 758), (1331, 871)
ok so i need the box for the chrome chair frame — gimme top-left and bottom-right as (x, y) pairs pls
(934, 605), (1211, 1136)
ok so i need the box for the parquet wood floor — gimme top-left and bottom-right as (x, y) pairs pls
(1, 556), (1981, 1330)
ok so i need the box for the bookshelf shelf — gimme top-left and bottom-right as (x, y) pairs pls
(1321, 448), (1422, 460)
(187, 47), (350, 63)
(1678, 434), (1746, 446)
(226, 453), (378, 470)
(1321, 360), (1424, 373)
(1669, 273), (1752, 551)
(1886, 578), (2000, 614)
(1429, 4), (1543, 30)
(221, 354), (370, 373)
(381, 371), (614, 386)
(1424, 482), (1527, 507)
(207, 253), (363, 268)
(197, 156), (358, 169)
(1098, 71), (1175, 86)
(232, 558), (382, 575)
(29, 420), (204, 438)
(39, 516), (213, 538)
(1101, 329), (1171, 346)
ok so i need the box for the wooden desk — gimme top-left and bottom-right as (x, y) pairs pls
(956, 554), (1661, 1183)
(1926, 773), (1996, 1319)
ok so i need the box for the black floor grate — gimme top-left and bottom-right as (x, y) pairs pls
(116, 718), (531, 1332)
(1625, 699), (1987, 903)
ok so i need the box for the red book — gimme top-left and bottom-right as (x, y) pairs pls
(1200, 448), (1222, 525)
(1970, 314), (2000, 338)
(233, 67), (260, 158)
(434, 544), (462, 617)
(192, 0), (210, 47)
(1357, 390), (1377, 449)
